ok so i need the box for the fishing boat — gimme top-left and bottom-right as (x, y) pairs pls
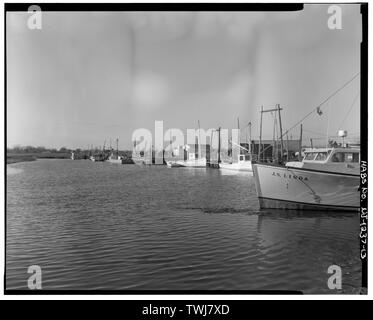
(106, 138), (124, 164)
(166, 156), (207, 168)
(166, 121), (207, 168)
(107, 153), (124, 164)
(166, 161), (185, 168)
(252, 147), (360, 211)
(219, 154), (253, 172)
(90, 154), (107, 162)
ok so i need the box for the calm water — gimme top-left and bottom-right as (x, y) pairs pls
(6, 159), (361, 293)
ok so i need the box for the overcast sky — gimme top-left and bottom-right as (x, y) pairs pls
(7, 4), (362, 149)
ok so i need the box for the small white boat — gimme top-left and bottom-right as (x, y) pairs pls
(166, 161), (184, 168)
(106, 153), (124, 164)
(219, 154), (253, 172)
(252, 147), (360, 211)
(166, 158), (207, 168)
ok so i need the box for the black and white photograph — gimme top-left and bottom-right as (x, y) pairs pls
(4, 2), (368, 297)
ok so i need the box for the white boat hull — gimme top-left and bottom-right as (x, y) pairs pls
(252, 163), (360, 211)
(106, 159), (124, 164)
(167, 158), (206, 168)
(166, 161), (184, 168)
(132, 157), (152, 165)
(219, 161), (253, 172)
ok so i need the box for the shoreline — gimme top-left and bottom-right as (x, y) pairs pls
(7, 155), (37, 164)
(7, 152), (71, 165)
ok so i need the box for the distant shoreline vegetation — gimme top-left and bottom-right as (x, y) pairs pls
(7, 146), (72, 164)
(7, 146), (134, 164)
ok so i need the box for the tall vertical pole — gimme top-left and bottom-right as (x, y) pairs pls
(237, 117), (240, 155)
(299, 124), (303, 161)
(310, 138), (313, 149)
(218, 127), (221, 164)
(272, 115), (276, 162)
(248, 122), (252, 155)
(277, 104), (284, 162)
(245, 123), (248, 148)
(198, 120), (201, 160)
(259, 106), (263, 162)
(286, 134), (289, 162)
(116, 138), (119, 157)
(170, 129), (172, 156)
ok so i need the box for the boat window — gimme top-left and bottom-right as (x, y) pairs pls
(239, 155), (245, 161)
(345, 152), (359, 163)
(244, 154), (251, 161)
(331, 152), (345, 162)
(304, 152), (317, 160)
(315, 152), (328, 161)
(331, 152), (360, 163)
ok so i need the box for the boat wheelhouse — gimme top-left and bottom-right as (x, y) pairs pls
(286, 147), (360, 174)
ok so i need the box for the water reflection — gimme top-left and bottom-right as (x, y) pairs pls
(6, 160), (361, 292)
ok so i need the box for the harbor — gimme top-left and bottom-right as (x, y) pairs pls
(61, 92), (361, 213)
(6, 82), (362, 293)
(5, 5), (366, 295)
(6, 158), (362, 292)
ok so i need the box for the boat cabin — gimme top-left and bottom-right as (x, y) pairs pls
(238, 154), (253, 162)
(286, 148), (360, 174)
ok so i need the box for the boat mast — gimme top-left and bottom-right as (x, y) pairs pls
(237, 117), (240, 155)
(170, 129), (172, 156)
(298, 124), (303, 161)
(286, 134), (289, 162)
(259, 106), (263, 162)
(248, 122), (252, 155)
(197, 120), (201, 159)
(217, 127), (221, 164)
(277, 104), (284, 162)
(116, 138), (119, 158)
(272, 113), (277, 162)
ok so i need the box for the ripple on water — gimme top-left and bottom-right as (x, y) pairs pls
(6, 159), (362, 292)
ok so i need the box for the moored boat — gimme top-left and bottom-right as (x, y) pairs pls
(166, 161), (185, 168)
(252, 147), (360, 211)
(106, 138), (124, 164)
(166, 157), (207, 168)
(106, 153), (124, 164)
(219, 154), (253, 172)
